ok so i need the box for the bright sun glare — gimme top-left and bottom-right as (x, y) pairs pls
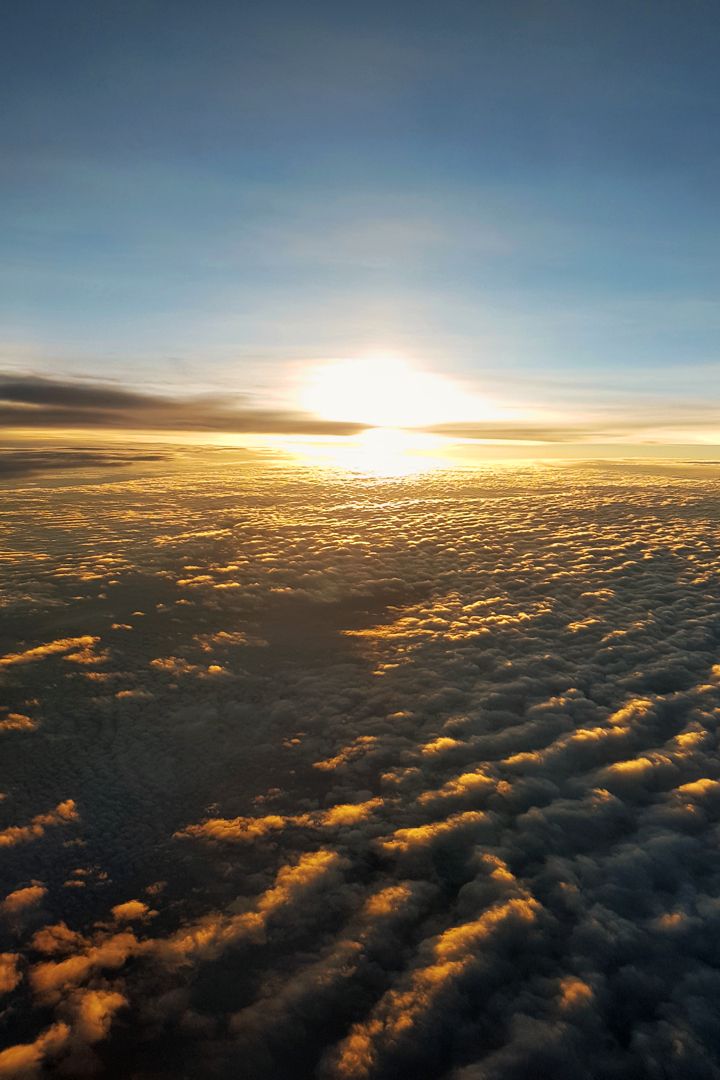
(299, 354), (489, 429)
(284, 427), (452, 477)
(289, 353), (509, 476)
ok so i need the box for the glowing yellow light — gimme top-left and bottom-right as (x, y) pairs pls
(299, 353), (491, 429)
(282, 427), (453, 477)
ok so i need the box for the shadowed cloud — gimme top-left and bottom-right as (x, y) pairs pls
(0, 374), (367, 436)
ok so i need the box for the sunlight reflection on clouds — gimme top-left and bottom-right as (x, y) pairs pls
(0, 452), (719, 1077)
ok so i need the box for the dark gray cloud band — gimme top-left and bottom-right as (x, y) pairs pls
(0, 374), (366, 436)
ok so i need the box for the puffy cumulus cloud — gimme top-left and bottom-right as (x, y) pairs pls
(251, 850), (345, 920)
(319, 799), (383, 827)
(227, 879), (435, 1073)
(0, 801), (78, 848)
(0, 988), (126, 1076)
(420, 736), (464, 755)
(177, 812), (292, 843)
(64, 987), (127, 1044)
(146, 849), (347, 976)
(312, 736), (380, 772)
(30, 923), (88, 957)
(30, 931), (140, 1001)
(176, 798), (383, 844)
(0, 1022), (70, 1078)
(110, 899), (154, 922)
(377, 809), (494, 855)
(0, 712), (38, 733)
(0, 953), (22, 995)
(2, 454), (720, 1077)
(28, 848), (345, 1009)
(323, 894), (541, 1079)
(558, 975), (594, 1010)
(1, 884), (47, 919)
(417, 767), (496, 805)
(0, 636), (99, 667)
(674, 777), (720, 800)
(360, 882), (416, 918)
(194, 629), (268, 652)
(10, 848), (346, 1073)
(149, 654), (232, 680)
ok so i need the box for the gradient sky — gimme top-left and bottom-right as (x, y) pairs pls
(2, 0), (719, 438)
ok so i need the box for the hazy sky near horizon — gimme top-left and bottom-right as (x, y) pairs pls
(2, 0), (719, 438)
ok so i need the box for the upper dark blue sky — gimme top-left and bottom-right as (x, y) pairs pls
(2, 0), (719, 432)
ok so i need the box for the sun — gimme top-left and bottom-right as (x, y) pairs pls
(290, 352), (514, 476)
(299, 353), (479, 429)
(284, 427), (453, 477)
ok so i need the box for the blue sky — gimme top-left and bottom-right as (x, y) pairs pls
(2, 0), (719, 437)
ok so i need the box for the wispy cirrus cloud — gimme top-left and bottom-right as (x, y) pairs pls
(425, 405), (720, 444)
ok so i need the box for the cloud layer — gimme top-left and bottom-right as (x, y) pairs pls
(0, 453), (719, 1077)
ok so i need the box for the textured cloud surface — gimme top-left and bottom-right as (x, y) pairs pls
(1, 450), (719, 1077)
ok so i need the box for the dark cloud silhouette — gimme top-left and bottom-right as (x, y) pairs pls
(0, 374), (366, 435)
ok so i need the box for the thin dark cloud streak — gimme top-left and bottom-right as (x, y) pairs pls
(426, 411), (720, 443)
(0, 448), (169, 479)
